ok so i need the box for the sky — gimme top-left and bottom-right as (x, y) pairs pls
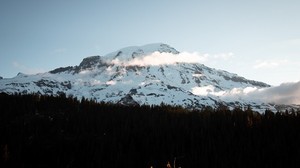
(1, 0), (300, 86)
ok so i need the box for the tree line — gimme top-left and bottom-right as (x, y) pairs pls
(0, 93), (300, 168)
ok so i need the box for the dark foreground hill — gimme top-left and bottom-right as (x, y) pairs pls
(0, 93), (300, 168)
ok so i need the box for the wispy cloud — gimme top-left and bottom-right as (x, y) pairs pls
(253, 59), (289, 69)
(12, 62), (45, 75)
(110, 51), (234, 66)
(112, 51), (208, 66)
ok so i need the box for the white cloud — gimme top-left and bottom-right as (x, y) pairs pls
(252, 81), (300, 104)
(192, 85), (214, 96)
(191, 85), (258, 98)
(109, 51), (234, 67)
(253, 59), (289, 69)
(126, 51), (207, 66)
(191, 85), (225, 96)
(191, 81), (300, 105)
(226, 82), (300, 105)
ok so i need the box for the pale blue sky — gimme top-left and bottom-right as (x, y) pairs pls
(1, 0), (300, 85)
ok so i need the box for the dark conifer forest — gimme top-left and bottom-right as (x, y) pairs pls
(0, 93), (300, 168)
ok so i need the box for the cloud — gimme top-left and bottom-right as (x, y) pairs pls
(191, 85), (225, 96)
(12, 62), (45, 75)
(251, 82), (300, 104)
(110, 51), (234, 67)
(191, 81), (300, 105)
(113, 51), (208, 66)
(253, 59), (289, 69)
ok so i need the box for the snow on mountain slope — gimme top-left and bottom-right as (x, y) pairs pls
(0, 43), (278, 112)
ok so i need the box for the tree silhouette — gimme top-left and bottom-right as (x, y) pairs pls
(0, 93), (299, 167)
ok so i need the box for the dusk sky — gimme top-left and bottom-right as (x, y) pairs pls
(1, 0), (300, 85)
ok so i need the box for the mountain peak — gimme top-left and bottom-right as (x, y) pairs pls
(79, 55), (102, 69)
(104, 43), (179, 61)
(1, 43), (289, 113)
(16, 72), (27, 77)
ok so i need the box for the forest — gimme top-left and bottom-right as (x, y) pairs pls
(0, 93), (300, 168)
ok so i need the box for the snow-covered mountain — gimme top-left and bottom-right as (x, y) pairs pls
(0, 43), (277, 112)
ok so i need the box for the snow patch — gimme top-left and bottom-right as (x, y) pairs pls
(192, 73), (204, 77)
(106, 80), (117, 85)
(91, 79), (102, 86)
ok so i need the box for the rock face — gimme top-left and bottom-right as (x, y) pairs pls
(118, 94), (139, 106)
(0, 43), (276, 112)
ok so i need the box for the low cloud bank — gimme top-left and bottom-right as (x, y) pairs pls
(252, 81), (300, 104)
(192, 81), (300, 105)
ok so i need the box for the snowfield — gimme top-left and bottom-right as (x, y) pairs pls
(2, 43), (295, 112)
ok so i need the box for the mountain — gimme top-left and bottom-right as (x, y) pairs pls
(0, 43), (277, 112)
